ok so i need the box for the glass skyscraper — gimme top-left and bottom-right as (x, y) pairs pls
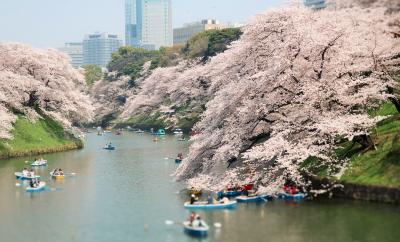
(83, 33), (122, 68)
(125, 0), (172, 50)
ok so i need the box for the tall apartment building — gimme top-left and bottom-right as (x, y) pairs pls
(173, 19), (225, 45)
(58, 42), (83, 69)
(125, 0), (172, 50)
(82, 33), (122, 68)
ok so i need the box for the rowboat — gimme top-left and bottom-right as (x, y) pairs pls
(183, 221), (209, 237)
(26, 182), (46, 192)
(236, 194), (272, 203)
(175, 159), (182, 164)
(14, 172), (40, 180)
(30, 160), (48, 167)
(184, 200), (237, 209)
(173, 129), (184, 135)
(103, 145), (115, 150)
(276, 192), (305, 200)
(154, 129), (166, 136)
(217, 190), (242, 198)
(50, 171), (65, 180)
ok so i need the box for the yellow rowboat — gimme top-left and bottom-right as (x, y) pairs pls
(50, 172), (65, 180)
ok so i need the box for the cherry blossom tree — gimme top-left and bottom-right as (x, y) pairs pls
(173, 1), (400, 192)
(93, 0), (399, 192)
(0, 43), (94, 139)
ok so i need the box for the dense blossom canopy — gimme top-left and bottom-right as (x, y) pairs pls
(93, 0), (400, 192)
(0, 43), (94, 139)
(172, 2), (400, 191)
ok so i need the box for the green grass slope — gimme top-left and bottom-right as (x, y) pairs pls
(0, 115), (82, 159)
(302, 102), (400, 188)
(340, 103), (400, 188)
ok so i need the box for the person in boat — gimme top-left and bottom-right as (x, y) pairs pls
(284, 184), (290, 194)
(22, 168), (29, 176)
(177, 153), (183, 160)
(190, 194), (197, 204)
(220, 197), (229, 204)
(52, 168), (58, 176)
(194, 215), (203, 227)
(35, 178), (40, 187)
(188, 212), (196, 226)
(58, 168), (64, 176)
(290, 186), (298, 195)
(30, 169), (35, 178)
(29, 179), (35, 188)
(207, 195), (213, 204)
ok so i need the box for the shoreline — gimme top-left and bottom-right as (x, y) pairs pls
(308, 175), (400, 204)
(0, 141), (83, 160)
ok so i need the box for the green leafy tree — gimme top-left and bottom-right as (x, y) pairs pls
(82, 65), (103, 85)
(183, 28), (242, 61)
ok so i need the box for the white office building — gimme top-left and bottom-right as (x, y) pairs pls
(58, 42), (83, 68)
(83, 33), (122, 68)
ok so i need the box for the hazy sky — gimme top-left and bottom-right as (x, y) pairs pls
(0, 0), (284, 48)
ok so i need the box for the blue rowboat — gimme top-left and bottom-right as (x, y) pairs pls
(30, 160), (48, 167)
(15, 172), (40, 180)
(183, 221), (209, 237)
(175, 159), (182, 164)
(217, 190), (242, 198)
(184, 200), (237, 209)
(276, 192), (305, 200)
(154, 129), (166, 136)
(103, 146), (115, 150)
(26, 182), (46, 192)
(236, 194), (272, 203)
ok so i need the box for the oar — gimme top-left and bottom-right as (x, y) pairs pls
(64, 172), (76, 176)
(165, 220), (180, 226)
(214, 222), (222, 228)
(45, 186), (62, 192)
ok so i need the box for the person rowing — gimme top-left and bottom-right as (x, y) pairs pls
(22, 168), (29, 176)
(29, 178), (39, 188)
(188, 212), (197, 226)
(29, 169), (35, 178)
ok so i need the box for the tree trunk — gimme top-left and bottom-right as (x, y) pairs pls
(352, 134), (375, 153)
(387, 86), (400, 113)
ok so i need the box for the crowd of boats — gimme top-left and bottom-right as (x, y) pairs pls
(178, 183), (305, 237)
(14, 158), (73, 192)
(13, 128), (307, 238)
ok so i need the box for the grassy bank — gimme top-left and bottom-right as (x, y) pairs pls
(302, 102), (400, 189)
(0, 116), (83, 159)
(340, 112), (400, 188)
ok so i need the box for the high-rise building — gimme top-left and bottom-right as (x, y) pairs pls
(58, 42), (83, 69)
(83, 33), (122, 68)
(125, 0), (172, 50)
(304, 0), (327, 10)
(173, 19), (225, 45)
